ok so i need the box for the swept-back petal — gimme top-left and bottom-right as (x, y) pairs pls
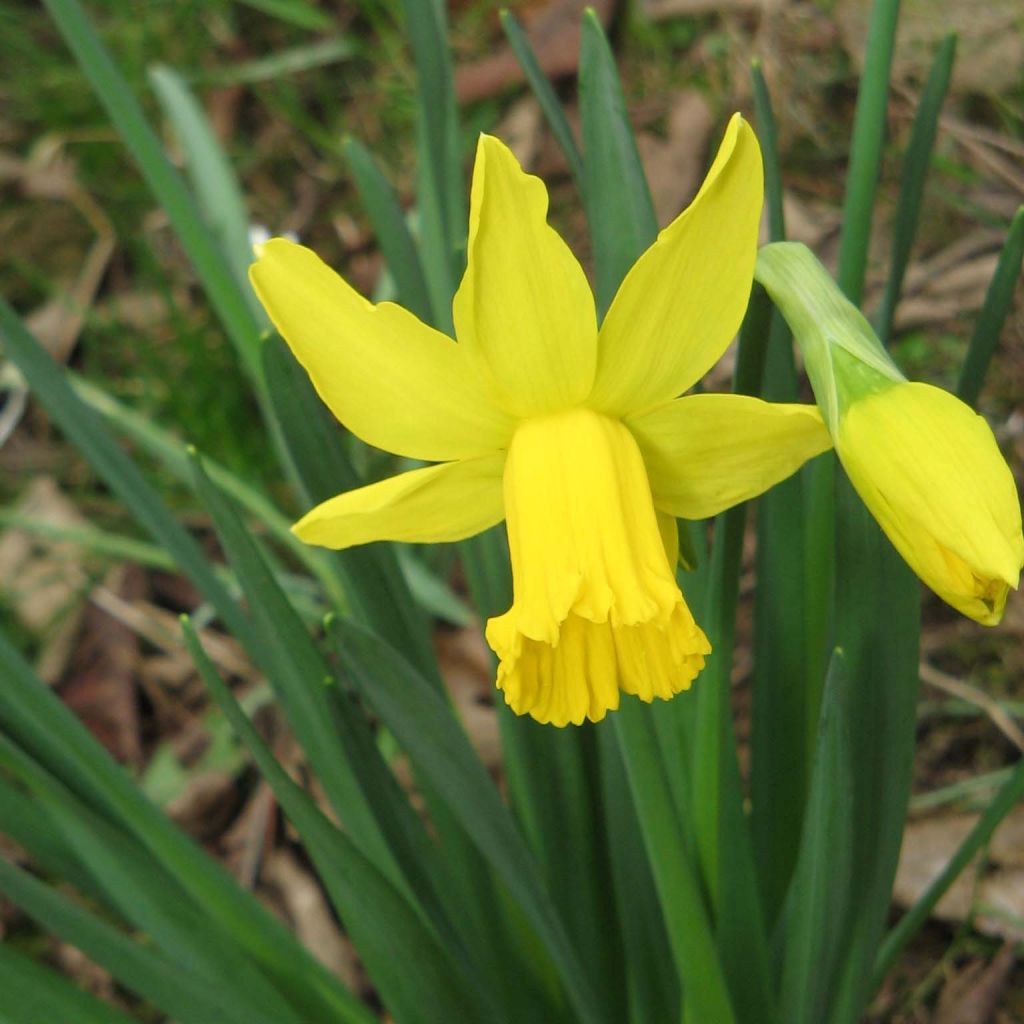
(292, 455), (505, 549)
(452, 134), (597, 417)
(589, 115), (764, 417)
(250, 238), (513, 461)
(629, 394), (830, 520)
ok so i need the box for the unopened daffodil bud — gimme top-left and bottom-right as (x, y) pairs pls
(757, 241), (1024, 625)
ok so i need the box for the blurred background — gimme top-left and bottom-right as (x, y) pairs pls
(1, 1), (1023, 1019)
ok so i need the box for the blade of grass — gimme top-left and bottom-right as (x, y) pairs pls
(41, 0), (263, 379)
(957, 207), (1024, 407)
(327, 615), (610, 1024)
(0, 857), (288, 1024)
(458, 528), (627, 1020)
(0, 628), (365, 1023)
(343, 135), (435, 325)
(499, 9), (584, 189)
(777, 651), (854, 1024)
(149, 64), (262, 313)
(875, 34), (957, 344)
(259, 334), (436, 675)
(597, 727), (678, 1024)
(192, 36), (356, 88)
(578, 8), (657, 315)
(826, 482), (920, 1024)
(0, 735), (308, 1024)
(836, 0), (902, 305)
(748, 59), (817, 930)
(70, 371), (349, 612)
(233, 0), (334, 32)
(872, 751), (1024, 986)
(0, 943), (139, 1024)
(398, 0), (463, 332)
(182, 618), (493, 1024)
(614, 699), (736, 1024)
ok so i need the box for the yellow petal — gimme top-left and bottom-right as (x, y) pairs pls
(629, 395), (831, 520)
(485, 407), (709, 726)
(657, 510), (680, 571)
(452, 134), (597, 417)
(292, 455), (505, 549)
(837, 382), (1024, 624)
(588, 115), (764, 417)
(249, 238), (513, 461)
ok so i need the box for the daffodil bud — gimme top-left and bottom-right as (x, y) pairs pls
(757, 241), (1024, 625)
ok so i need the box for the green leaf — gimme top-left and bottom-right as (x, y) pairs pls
(327, 615), (609, 1024)
(0, 944), (139, 1024)
(41, 0), (263, 378)
(0, 735), (308, 1024)
(193, 36), (356, 87)
(875, 34), (957, 344)
(149, 64), (262, 315)
(836, 0), (902, 305)
(343, 135), (435, 325)
(0, 856), (281, 1024)
(614, 700), (737, 1024)
(0, 630), (361, 1024)
(233, 0), (334, 31)
(778, 651), (854, 1024)
(499, 10), (585, 189)
(873, 751), (1024, 987)
(398, 0), (463, 332)
(259, 334), (437, 674)
(182, 618), (491, 1024)
(825, 480), (920, 1024)
(957, 206), (1024, 407)
(578, 9), (657, 315)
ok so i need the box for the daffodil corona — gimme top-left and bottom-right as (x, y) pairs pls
(251, 115), (831, 725)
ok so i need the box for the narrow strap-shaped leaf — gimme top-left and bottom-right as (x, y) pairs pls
(957, 207), (1024, 407)
(578, 8), (657, 316)
(0, 857), (280, 1024)
(260, 335), (437, 678)
(0, 633), (362, 1024)
(149, 64), (263, 318)
(70, 370), (349, 611)
(836, 0), (902, 304)
(327, 615), (609, 1024)
(499, 9), (585, 188)
(188, 448), (414, 882)
(397, 0), (463, 331)
(689, 504), (777, 1024)
(614, 700), (736, 1024)
(747, 60), (816, 929)
(460, 529), (627, 1019)
(182, 619), (491, 1024)
(344, 136), (435, 324)
(872, 750), (1024, 987)
(597, 727), (678, 1024)
(0, 941), (140, 1024)
(778, 652), (854, 1024)
(825, 480), (920, 1024)
(876, 34), (957, 344)
(41, 0), (262, 378)
(0, 735), (308, 1024)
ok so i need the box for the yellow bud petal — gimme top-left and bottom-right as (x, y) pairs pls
(837, 381), (1024, 624)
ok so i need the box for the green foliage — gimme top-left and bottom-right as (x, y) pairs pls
(2, 2), (1022, 1023)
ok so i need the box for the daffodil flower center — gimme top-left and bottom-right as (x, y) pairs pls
(486, 407), (710, 725)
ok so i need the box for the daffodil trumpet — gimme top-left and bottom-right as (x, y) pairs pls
(250, 115), (831, 725)
(756, 241), (1024, 625)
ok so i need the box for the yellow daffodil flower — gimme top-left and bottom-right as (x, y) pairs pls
(757, 241), (1024, 625)
(250, 115), (831, 725)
